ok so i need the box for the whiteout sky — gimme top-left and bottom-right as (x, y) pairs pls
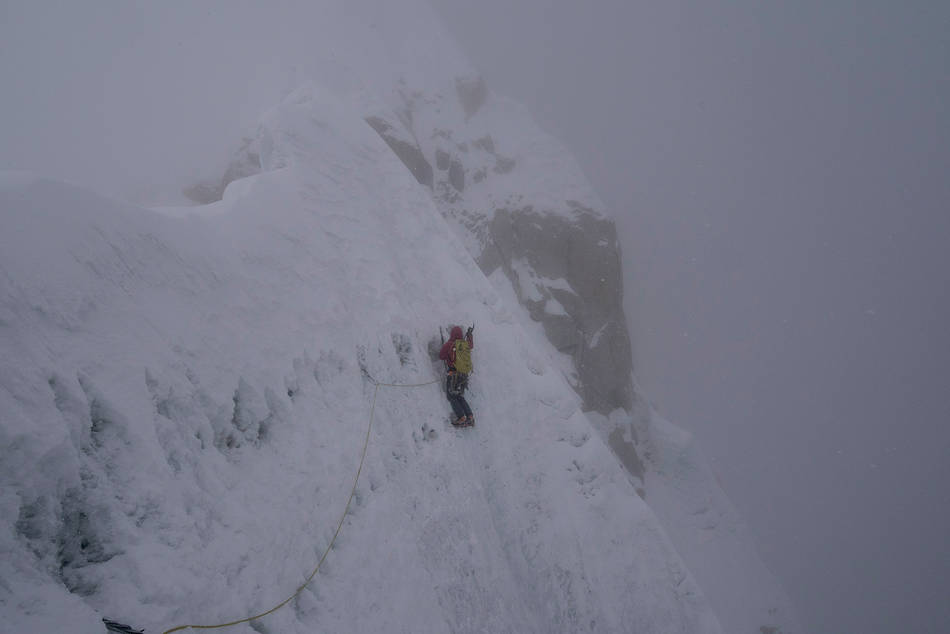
(0, 1), (360, 204)
(1, 1), (948, 633)
(428, 1), (950, 633)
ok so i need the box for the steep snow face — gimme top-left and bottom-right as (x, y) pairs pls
(0, 85), (721, 633)
(359, 71), (805, 634)
(1, 1), (803, 631)
(360, 77), (636, 419)
(163, 0), (633, 421)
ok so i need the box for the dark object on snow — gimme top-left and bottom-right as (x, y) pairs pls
(103, 618), (144, 634)
(451, 414), (474, 427)
(440, 325), (474, 424)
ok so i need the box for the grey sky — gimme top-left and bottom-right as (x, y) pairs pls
(0, 1), (317, 202)
(428, 1), (950, 633)
(1, 2), (947, 632)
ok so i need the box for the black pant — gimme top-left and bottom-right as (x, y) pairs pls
(446, 373), (472, 419)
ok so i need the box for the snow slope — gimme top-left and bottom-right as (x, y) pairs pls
(0, 84), (721, 633)
(1, 2), (803, 632)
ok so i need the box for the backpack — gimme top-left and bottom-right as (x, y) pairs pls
(453, 338), (472, 374)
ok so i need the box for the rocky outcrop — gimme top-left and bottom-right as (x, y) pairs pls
(196, 76), (641, 468)
(360, 76), (636, 424)
(365, 116), (433, 188)
(447, 158), (465, 192)
(485, 206), (633, 414)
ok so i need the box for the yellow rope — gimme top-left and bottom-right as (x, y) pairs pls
(163, 377), (441, 634)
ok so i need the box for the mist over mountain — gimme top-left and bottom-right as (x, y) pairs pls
(2, 2), (800, 632)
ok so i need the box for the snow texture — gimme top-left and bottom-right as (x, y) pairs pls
(0, 85), (721, 633)
(0, 2), (801, 631)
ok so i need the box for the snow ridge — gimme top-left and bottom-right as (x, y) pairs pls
(1, 85), (720, 633)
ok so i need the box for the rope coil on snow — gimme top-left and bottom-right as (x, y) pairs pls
(162, 377), (441, 634)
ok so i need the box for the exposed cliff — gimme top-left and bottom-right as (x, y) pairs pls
(360, 76), (639, 472)
(0, 83), (722, 634)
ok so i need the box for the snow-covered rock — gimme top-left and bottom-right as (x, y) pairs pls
(362, 77), (636, 423)
(346, 33), (803, 631)
(1, 1), (803, 631)
(0, 84), (722, 633)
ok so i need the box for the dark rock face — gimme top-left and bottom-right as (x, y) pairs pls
(365, 116), (434, 188)
(361, 82), (635, 420)
(447, 159), (465, 192)
(200, 77), (645, 479)
(435, 148), (451, 171)
(485, 208), (634, 415)
(609, 426), (645, 484)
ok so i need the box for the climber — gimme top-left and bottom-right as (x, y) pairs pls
(439, 324), (474, 426)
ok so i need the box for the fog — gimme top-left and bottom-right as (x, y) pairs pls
(0, 1), (393, 204)
(1, 1), (947, 632)
(428, 1), (950, 633)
